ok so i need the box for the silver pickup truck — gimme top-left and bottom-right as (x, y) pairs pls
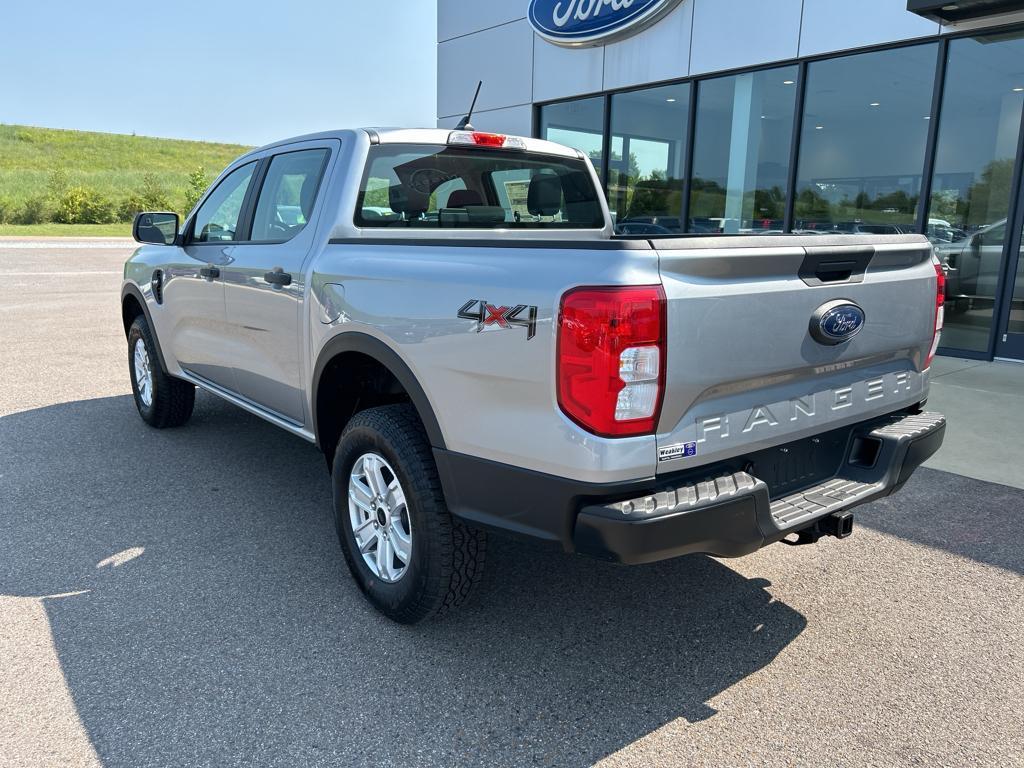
(122, 128), (946, 623)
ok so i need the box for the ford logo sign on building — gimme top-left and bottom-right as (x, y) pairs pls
(810, 301), (867, 346)
(529, 0), (685, 47)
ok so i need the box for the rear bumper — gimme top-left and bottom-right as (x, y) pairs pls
(436, 409), (945, 565)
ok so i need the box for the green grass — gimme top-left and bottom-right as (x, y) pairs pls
(0, 222), (132, 238)
(0, 124), (252, 222)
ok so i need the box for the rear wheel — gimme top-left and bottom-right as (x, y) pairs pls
(333, 404), (486, 624)
(128, 315), (195, 428)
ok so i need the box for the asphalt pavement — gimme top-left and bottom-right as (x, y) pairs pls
(1, 240), (1022, 767)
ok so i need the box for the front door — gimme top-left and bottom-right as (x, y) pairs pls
(164, 161), (258, 388)
(221, 145), (334, 425)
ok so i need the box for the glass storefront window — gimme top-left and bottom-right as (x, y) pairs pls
(794, 44), (937, 233)
(608, 84), (690, 234)
(690, 67), (797, 234)
(928, 31), (1024, 352)
(539, 96), (606, 178)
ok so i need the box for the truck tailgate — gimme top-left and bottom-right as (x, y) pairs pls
(652, 234), (938, 473)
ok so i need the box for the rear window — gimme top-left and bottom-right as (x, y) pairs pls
(355, 144), (605, 229)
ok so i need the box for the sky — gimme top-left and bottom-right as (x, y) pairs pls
(0, 0), (438, 146)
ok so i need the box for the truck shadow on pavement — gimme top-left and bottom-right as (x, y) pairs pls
(2, 393), (806, 767)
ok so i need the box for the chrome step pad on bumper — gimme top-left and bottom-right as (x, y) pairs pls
(771, 478), (882, 528)
(771, 411), (946, 529)
(870, 410), (947, 440)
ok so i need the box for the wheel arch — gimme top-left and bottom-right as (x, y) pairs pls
(121, 283), (169, 371)
(312, 333), (447, 463)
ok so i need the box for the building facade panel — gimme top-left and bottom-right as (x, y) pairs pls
(798, 0), (939, 57)
(601, 0), (694, 91)
(437, 104), (535, 137)
(689, 0), (803, 75)
(437, 0), (525, 43)
(437, 19), (534, 119)
(533, 34), (605, 104)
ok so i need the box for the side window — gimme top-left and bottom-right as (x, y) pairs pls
(360, 176), (400, 223)
(192, 162), (256, 243)
(251, 149), (330, 242)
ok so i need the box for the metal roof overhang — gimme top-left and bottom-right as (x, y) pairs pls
(907, 0), (1024, 23)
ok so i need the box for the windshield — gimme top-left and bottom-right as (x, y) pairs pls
(355, 144), (605, 229)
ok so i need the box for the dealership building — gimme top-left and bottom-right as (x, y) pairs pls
(436, 0), (1024, 361)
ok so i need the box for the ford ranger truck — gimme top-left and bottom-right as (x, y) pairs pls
(121, 128), (946, 623)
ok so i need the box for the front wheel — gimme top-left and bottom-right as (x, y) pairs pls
(127, 315), (195, 428)
(332, 404), (486, 624)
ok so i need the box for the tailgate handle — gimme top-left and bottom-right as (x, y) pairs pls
(814, 260), (857, 282)
(799, 246), (874, 286)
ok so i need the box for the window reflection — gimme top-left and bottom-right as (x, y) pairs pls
(1009, 232), (1024, 336)
(540, 97), (606, 178)
(690, 67), (797, 233)
(929, 32), (1024, 352)
(795, 44), (937, 233)
(608, 84), (690, 234)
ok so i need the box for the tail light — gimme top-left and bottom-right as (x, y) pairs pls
(926, 255), (946, 369)
(557, 285), (666, 437)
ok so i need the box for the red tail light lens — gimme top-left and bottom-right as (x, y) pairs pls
(926, 257), (946, 369)
(447, 131), (528, 149)
(557, 285), (667, 437)
(469, 132), (506, 147)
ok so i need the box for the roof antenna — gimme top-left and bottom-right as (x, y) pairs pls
(456, 81), (483, 131)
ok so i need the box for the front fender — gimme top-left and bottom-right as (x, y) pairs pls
(121, 282), (170, 372)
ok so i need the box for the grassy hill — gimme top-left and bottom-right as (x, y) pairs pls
(0, 124), (251, 235)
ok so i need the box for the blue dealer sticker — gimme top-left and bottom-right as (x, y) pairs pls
(658, 441), (697, 462)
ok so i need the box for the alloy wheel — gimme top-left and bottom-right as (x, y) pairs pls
(348, 452), (413, 583)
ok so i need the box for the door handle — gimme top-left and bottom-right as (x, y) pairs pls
(199, 266), (220, 280)
(264, 267), (293, 287)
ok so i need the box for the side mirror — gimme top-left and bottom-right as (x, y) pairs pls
(133, 212), (179, 245)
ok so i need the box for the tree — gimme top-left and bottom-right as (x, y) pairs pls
(752, 186), (786, 221)
(966, 158), (1015, 228)
(794, 187), (831, 222)
(139, 173), (172, 211)
(47, 166), (69, 202)
(117, 173), (174, 222)
(184, 167), (210, 214)
(54, 187), (116, 224)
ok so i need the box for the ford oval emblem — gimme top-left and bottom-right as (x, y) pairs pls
(810, 300), (866, 346)
(528, 0), (686, 47)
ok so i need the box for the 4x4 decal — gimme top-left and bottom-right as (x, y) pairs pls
(458, 300), (538, 340)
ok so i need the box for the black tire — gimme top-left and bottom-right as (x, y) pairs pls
(127, 315), (195, 429)
(332, 404), (486, 624)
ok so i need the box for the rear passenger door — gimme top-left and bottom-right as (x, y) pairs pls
(220, 142), (336, 425)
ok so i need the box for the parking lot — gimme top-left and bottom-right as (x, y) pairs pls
(1, 239), (1022, 768)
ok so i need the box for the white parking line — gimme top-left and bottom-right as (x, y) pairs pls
(0, 271), (122, 276)
(0, 241), (133, 250)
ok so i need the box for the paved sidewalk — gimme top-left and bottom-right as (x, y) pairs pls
(926, 356), (1024, 489)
